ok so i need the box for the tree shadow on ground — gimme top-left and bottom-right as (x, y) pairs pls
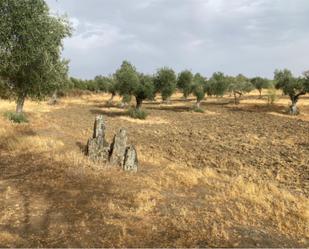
(76, 141), (87, 154)
(92, 102), (121, 109)
(145, 105), (193, 113)
(90, 109), (128, 118)
(203, 100), (231, 106)
(227, 103), (288, 115)
(0, 136), (135, 247)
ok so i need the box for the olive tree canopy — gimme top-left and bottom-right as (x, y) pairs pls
(115, 61), (155, 109)
(177, 70), (193, 99)
(154, 67), (177, 103)
(274, 69), (309, 115)
(192, 73), (206, 108)
(251, 77), (271, 98)
(0, 0), (72, 113)
(228, 74), (254, 104)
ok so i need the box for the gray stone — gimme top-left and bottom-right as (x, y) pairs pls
(87, 138), (110, 163)
(87, 115), (109, 163)
(109, 128), (128, 167)
(93, 115), (106, 138)
(123, 145), (138, 172)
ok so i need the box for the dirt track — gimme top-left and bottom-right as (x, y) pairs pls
(0, 94), (308, 247)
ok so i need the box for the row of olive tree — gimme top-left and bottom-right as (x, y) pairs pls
(0, 1), (308, 115)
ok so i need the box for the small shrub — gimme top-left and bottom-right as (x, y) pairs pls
(4, 112), (28, 123)
(128, 108), (148, 120)
(267, 87), (277, 105)
(193, 107), (204, 113)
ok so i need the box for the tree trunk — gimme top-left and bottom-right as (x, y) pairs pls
(16, 94), (25, 114)
(289, 95), (299, 115)
(196, 100), (201, 108)
(136, 97), (143, 110)
(289, 92), (306, 115)
(233, 92), (238, 105)
(290, 101), (298, 115)
(107, 93), (115, 104)
(49, 90), (58, 105)
(259, 89), (262, 99)
(234, 91), (242, 105)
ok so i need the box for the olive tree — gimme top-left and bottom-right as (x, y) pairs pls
(0, 0), (72, 113)
(154, 67), (177, 103)
(135, 74), (155, 109)
(106, 77), (117, 103)
(192, 73), (206, 108)
(115, 61), (138, 106)
(274, 69), (309, 115)
(251, 77), (271, 98)
(177, 70), (193, 99)
(228, 74), (254, 104)
(206, 72), (229, 97)
(115, 61), (155, 110)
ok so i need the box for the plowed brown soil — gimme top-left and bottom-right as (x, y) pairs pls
(0, 92), (308, 247)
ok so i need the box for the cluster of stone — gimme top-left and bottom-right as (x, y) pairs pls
(86, 115), (138, 172)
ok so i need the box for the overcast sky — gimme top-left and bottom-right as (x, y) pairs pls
(46, 0), (309, 79)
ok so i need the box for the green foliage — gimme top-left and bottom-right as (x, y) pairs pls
(0, 77), (10, 99)
(274, 69), (308, 97)
(122, 94), (132, 104)
(274, 69), (309, 114)
(106, 77), (117, 96)
(115, 61), (139, 97)
(154, 67), (177, 101)
(128, 108), (148, 120)
(267, 86), (277, 105)
(114, 61), (155, 109)
(251, 77), (271, 96)
(192, 73), (206, 102)
(0, 0), (72, 112)
(135, 74), (155, 107)
(206, 72), (229, 97)
(94, 75), (109, 92)
(228, 74), (254, 94)
(177, 70), (193, 98)
(4, 111), (28, 123)
(67, 76), (115, 95)
(227, 74), (253, 104)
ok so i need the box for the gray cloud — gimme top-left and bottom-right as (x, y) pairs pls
(46, 0), (309, 79)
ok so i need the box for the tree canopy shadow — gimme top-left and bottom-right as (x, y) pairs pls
(227, 103), (288, 115)
(0, 135), (134, 247)
(90, 108), (128, 117)
(145, 105), (193, 113)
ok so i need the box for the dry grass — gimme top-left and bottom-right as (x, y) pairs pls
(0, 91), (308, 247)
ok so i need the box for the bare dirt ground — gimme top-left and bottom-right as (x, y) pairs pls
(0, 92), (308, 247)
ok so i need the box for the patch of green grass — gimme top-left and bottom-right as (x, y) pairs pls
(128, 108), (148, 120)
(4, 111), (28, 123)
(193, 107), (204, 113)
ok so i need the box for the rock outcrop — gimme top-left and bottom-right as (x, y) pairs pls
(123, 145), (138, 172)
(109, 128), (128, 167)
(86, 115), (138, 172)
(87, 115), (110, 163)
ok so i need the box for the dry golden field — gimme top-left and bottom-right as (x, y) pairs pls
(0, 91), (308, 247)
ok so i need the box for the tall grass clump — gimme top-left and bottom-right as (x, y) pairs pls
(267, 87), (278, 105)
(4, 111), (28, 123)
(128, 108), (148, 120)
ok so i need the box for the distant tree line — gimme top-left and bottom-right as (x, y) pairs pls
(61, 63), (309, 115)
